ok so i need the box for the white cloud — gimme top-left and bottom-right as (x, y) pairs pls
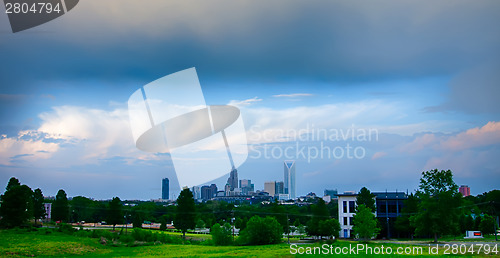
(272, 93), (314, 98)
(0, 131), (59, 166)
(228, 97), (262, 107)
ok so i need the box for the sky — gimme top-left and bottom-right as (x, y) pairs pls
(0, 0), (499, 200)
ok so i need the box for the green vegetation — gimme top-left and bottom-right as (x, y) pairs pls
(107, 197), (124, 231)
(239, 216), (283, 245)
(356, 187), (376, 212)
(352, 204), (380, 240)
(174, 188), (197, 239)
(52, 189), (70, 222)
(211, 222), (233, 245)
(411, 169), (462, 243)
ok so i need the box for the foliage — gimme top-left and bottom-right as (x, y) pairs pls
(352, 204), (380, 240)
(410, 169), (462, 243)
(32, 188), (46, 224)
(0, 178), (33, 228)
(318, 219), (341, 239)
(52, 189), (70, 222)
(357, 187), (376, 212)
(211, 222), (232, 245)
(107, 197), (124, 230)
(306, 198), (330, 238)
(394, 193), (418, 238)
(239, 216), (282, 245)
(174, 188), (197, 238)
(479, 214), (496, 235)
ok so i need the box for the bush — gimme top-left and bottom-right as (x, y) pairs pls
(238, 216), (282, 245)
(57, 223), (75, 234)
(211, 223), (232, 246)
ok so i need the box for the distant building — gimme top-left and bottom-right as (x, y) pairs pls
(201, 184), (218, 200)
(43, 203), (52, 222)
(162, 178), (169, 200)
(459, 185), (471, 197)
(227, 167), (238, 191)
(338, 191), (407, 239)
(191, 186), (201, 200)
(239, 179), (254, 195)
(284, 160), (296, 199)
(275, 181), (284, 195)
(264, 181), (276, 196)
(324, 189), (338, 199)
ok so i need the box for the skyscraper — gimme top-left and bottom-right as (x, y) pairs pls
(162, 178), (169, 200)
(459, 185), (471, 197)
(264, 181), (276, 196)
(275, 181), (284, 195)
(284, 160), (296, 199)
(226, 167), (238, 191)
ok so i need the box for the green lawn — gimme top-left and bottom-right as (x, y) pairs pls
(0, 229), (497, 257)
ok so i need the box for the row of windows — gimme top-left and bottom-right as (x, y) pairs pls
(342, 216), (353, 226)
(342, 200), (356, 213)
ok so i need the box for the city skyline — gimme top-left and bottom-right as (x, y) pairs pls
(1, 0), (499, 200)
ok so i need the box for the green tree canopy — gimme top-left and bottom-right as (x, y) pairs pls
(52, 189), (69, 222)
(33, 188), (46, 225)
(239, 216), (282, 245)
(211, 222), (233, 246)
(174, 188), (197, 239)
(107, 197), (124, 231)
(0, 178), (33, 228)
(352, 204), (380, 240)
(357, 187), (376, 212)
(410, 169), (462, 243)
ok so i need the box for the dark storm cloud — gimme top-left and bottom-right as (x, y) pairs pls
(1, 0), (499, 106)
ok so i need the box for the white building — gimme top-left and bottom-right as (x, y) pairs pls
(337, 192), (357, 238)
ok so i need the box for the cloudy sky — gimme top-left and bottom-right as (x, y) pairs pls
(0, 0), (499, 200)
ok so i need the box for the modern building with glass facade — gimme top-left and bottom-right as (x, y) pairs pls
(284, 160), (296, 199)
(162, 178), (169, 200)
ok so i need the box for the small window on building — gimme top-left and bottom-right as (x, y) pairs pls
(349, 217), (353, 226)
(343, 217), (348, 226)
(343, 201), (347, 213)
(349, 201), (355, 213)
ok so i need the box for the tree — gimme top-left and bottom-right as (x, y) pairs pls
(410, 169), (462, 243)
(174, 188), (196, 239)
(0, 178), (33, 228)
(479, 214), (496, 235)
(318, 219), (341, 239)
(394, 193), (418, 239)
(107, 197), (123, 231)
(357, 187), (376, 212)
(33, 188), (46, 226)
(306, 198), (330, 238)
(52, 189), (69, 222)
(71, 196), (94, 223)
(211, 222), (233, 245)
(132, 211), (143, 228)
(352, 204), (380, 240)
(239, 216), (283, 245)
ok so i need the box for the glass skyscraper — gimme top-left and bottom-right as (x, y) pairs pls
(284, 160), (296, 199)
(162, 178), (169, 200)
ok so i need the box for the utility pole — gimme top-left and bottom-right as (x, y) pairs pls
(287, 213), (290, 244)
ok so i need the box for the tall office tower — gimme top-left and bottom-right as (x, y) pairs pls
(459, 185), (471, 197)
(284, 160), (296, 199)
(275, 181), (284, 195)
(191, 186), (201, 200)
(162, 178), (169, 200)
(264, 181), (276, 196)
(226, 167), (238, 191)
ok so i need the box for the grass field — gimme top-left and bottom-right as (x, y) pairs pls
(0, 229), (498, 257)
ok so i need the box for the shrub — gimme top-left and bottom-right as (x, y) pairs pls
(211, 223), (232, 246)
(238, 216), (282, 245)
